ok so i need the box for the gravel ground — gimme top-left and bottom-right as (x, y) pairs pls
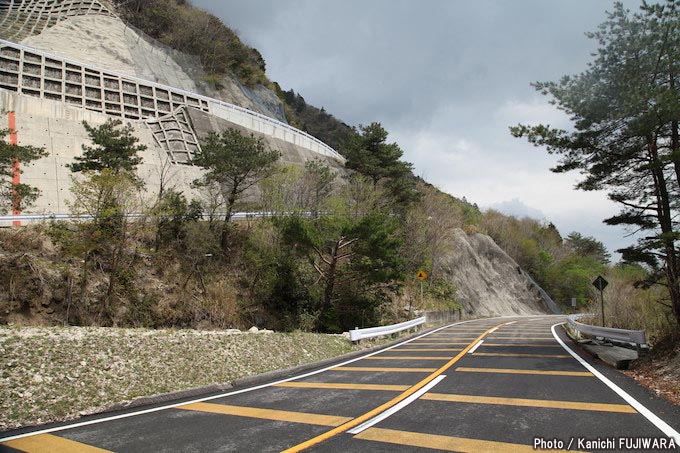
(0, 326), (380, 431)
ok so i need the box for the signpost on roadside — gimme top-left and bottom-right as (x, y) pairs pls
(416, 269), (428, 313)
(592, 275), (608, 327)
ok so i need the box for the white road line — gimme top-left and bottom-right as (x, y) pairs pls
(347, 375), (447, 435)
(0, 320), (488, 443)
(551, 323), (680, 444)
(504, 321), (517, 325)
(467, 340), (484, 354)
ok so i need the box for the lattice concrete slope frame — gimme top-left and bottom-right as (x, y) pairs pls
(0, 0), (112, 42)
(0, 39), (344, 163)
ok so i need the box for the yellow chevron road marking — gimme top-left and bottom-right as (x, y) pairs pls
(282, 321), (509, 453)
(471, 353), (571, 358)
(332, 366), (438, 372)
(392, 348), (462, 352)
(421, 393), (636, 413)
(456, 367), (592, 377)
(364, 356), (452, 360)
(177, 402), (351, 427)
(354, 427), (580, 452)
(274, 382), (410, 391)
(2, 434), (111, 453)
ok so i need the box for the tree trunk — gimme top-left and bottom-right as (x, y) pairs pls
(648, 137), (680, 327)
(323, 239), (340, 312)
(221, 188), (237, 253)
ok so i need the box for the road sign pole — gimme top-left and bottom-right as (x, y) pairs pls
(592, 275), (608, 328)
(420, 281), (423, 309)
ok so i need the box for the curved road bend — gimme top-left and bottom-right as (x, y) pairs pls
(2, 316), (680, 452)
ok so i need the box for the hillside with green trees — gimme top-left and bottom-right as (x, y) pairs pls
(512, 1), (680, 341)
(1, 0), (677, 351)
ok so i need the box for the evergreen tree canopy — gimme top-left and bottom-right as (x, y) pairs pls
(342, 122), (413, 184)
(510, 0), (680, 327)
(193, 128), (280, 252)
(70, 119), (145, 174)
(0, 126), (48, 213)
(565, 232), (611, 264)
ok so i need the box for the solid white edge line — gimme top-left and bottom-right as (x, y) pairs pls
(467, 340), (484, 354)
(551, 323), (680, 444)
(1, 317), (518, 443)
(347, 375), (447, 435)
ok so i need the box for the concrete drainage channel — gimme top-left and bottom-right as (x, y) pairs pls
(563, 315), (649, 370)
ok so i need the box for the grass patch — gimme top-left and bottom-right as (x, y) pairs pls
(0, 326), (389, 431)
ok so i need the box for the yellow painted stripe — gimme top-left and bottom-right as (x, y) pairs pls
(456, 367), (593, 377)
(2, 434), (111, 453)
(354, 427), (580, 452)
(404, 342), (471, 346)
(364, 356), (451, 360)
(274, 382), (410, 391)
(483, 343), (560, 347)
(421, 393), (637, 413)
(282, 322), (510, 453)
(393, 348), (461, 352)
(472, 353), (571, 358)
(177, 402), (351, 427)
(489, 336), (555, 340)
(332, 366), (438, 372)
(412, 338), (478, 341)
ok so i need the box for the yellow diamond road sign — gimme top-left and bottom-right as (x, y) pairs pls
(416, 269), (427, 281)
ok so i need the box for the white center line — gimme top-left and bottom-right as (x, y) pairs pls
(467, 340), (484, 354)
(348, 375), (447, 435)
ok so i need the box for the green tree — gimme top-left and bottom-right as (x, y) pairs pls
(341, 122), (419, 210)
(299, 159), (336, 218)
(277, 212), (403, 332)
(343, 123), (410, 184)
(67, 169), (141, 323)
(0, 125), (47, 214)
(192, 128), (280, 252)
(565, 232), (611, 264)
(510, 1), (680, 328)
(69, 119), (145, 174)
(64, 119), (147, 323)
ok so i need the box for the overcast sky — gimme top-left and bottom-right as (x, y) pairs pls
(193, 0), (645, 260)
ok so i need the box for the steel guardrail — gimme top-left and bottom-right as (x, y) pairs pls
(567, 314), (646, 345)
(0, 212), (287, 223)
(349, 316), (426, 342)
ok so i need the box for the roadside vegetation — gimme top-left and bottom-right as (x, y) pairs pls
(1, 0), (676, 400)
(512, 0), (680, 345)
(0, 326), (388, 430)
(1, 117), (669, 341)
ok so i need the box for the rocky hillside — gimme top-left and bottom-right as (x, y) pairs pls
(0, 0), (552, 327)
(442, 229), (550, 317)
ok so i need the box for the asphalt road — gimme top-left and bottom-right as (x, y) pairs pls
(2, 315), (680, 452)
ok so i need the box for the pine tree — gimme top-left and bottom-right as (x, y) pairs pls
(70, 119), (145, 174)
(511, 1), (680, 328)
(192, 128), (280, 253)
(0, 126), (47, 214)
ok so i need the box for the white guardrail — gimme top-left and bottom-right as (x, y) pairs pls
(349, 316), (426, 343)
(567, 314), (647, 346)
(0, 212), (306, 224)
